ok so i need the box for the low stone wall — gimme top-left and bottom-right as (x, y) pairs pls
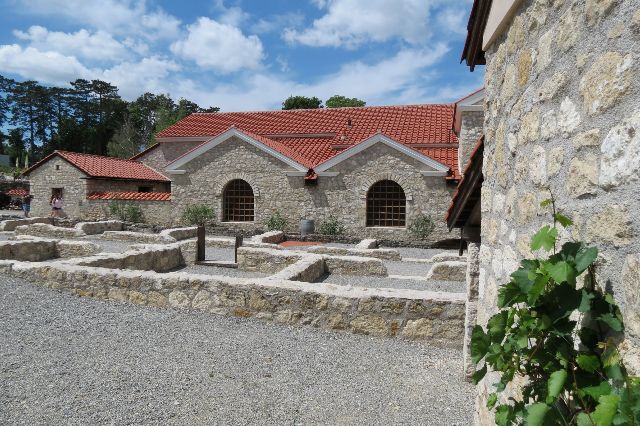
(429, 252), (466, 263)
(307, 246), (401, 261)
(74, 220), (124, 235)
(173, 237), (235, 265)
(237, 246), (301, 273)
(355, 239), (378, 249)
(56, 240), (102, 258)
(0, 217), (52, 232)
(63, 245), (184, 272)
(159, 227), (197, 241)
(426, 261), (467, 281)
(0, 240), (57, 261)
(2, 260), (466, 347)
(250, 230), (285, 244)
(323, 255), (387, 276)
(14, 223), (81, 239)
(270, 255), (326, 282)
(100, 231), (170, 244)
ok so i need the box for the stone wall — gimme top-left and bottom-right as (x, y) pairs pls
(64, 245), (184, 272)
(2, 259), (466, 347)
(27, 156), (87, 218)
(136, 141), (203, 170)
(475, 0), (640, 423)
(80, 199), (174, 224)
(86, 179), (170, 193)
(458, 110), (484, 171)
(0, 217), (52, 231)
(169, 136), (456, 241)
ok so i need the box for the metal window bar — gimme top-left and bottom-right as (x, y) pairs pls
(366, 180), (406, 227)
(223, 179), (254, 222)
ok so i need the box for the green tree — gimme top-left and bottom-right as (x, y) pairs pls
(107, 115), (142, 159)
(282, 95), (323, 110)
(325, 95), (366, 108)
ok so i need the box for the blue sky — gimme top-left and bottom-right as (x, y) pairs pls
(0, 0), (484, 111)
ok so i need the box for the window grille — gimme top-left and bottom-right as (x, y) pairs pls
(223, 179), (254, 222)
(366, 180), (406, 227)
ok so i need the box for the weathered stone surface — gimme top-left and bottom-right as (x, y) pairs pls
(75, 220), (123, 235)
(401, 318), (433, 339)
(159, 227), (197, 241)
(355, 239), (378, 249)
(580, 52), (633, 115)
(15, 223), (81, 239)
(599, 110), (640, 188)
(535, 29), (554, 73)
(586, 205), (632, 247)
(536, 72), (567, 102)
(237, 246), (299, 273)
(307, 245), (400, 261)
(0, 240), (57, 261)
(323, 255), (387, 276)
(517, 50), (532, 86)
(192, 290), (212, 310)
(585, 0), (618, 26)
(56, 240), (101, 258)
(100, 231), (170, 244)
(429, 252), (465, 263)
(0, 217), (52, 232)
(520, 108), (540, 143)
(250, 230), (285, 244)
(566, 154), (599, 197)
(573, 129), (601, 149)
(168, 291), (190, 309)
(427, 261), (466, 281)
(547, 147), (564, 176)
(622, 254), (640, 338)
(350, 315), (389, 336)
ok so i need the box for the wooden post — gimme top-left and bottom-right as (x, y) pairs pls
(197, 225), (205, 262)
(234, 235), (243, 264)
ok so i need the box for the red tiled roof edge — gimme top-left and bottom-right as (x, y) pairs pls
(445, 135), (484, 223)
(130, 143), (160, 160)
(87, 191), (171, 201)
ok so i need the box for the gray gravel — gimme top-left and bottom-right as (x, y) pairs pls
(319, 274), (466, 293)
(0, 275), (473, 425)
(384, 260), (432, 276)
(387, 247), (456, 261)
(78, 236), (131, 253)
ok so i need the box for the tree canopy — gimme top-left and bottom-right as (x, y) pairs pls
(282, 95), (323, 110)
(0, 74), (219, 166)
(325, 95), (366, 108)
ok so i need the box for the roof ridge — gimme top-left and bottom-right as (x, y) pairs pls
(56, 150), (147, 165)
(191, 103), (455, 115)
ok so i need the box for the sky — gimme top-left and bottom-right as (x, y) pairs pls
(0, 0), (484, 111)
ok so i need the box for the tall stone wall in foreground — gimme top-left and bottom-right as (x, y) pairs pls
(476, 0), (640, 423)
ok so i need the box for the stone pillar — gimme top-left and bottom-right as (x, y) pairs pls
(463, 241), (481, 380)
(458, 110), (484, 173)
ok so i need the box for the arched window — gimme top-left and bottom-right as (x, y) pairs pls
(223, 179), (254, 222)
(366, 180), (406, 227)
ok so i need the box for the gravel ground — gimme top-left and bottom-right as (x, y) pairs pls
(318, 274), (466, 293)
(387, 247), (457, 261)
(78, 237), (132, 253)
(180, 264), (268, 278)
(0, 275), (473, 425)
(384, 260), (432, 276)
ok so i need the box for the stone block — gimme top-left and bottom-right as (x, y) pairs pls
(0, 217), (52, 232)
(350, 315), (389, 336)
(622, 254), (640, 339)
(75, 220), (124, 235)
(580, 52), (633, 115)
(323, 255), (387, 276)
(159, 227), (197, 241)
(586, 205), (632, 247)
(427, 261), (467, 281)
(250, 230), (285, 244)
(599, 110), (640, 188)
(355, 239), (378, 249)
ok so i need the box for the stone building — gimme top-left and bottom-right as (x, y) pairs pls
(460, 0), (640, 423)
(25, 100), (483, 240)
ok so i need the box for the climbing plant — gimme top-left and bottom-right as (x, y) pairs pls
(471, 196), (640, 425)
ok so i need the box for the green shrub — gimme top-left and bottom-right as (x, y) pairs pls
(109, 200), (144, 223)
(318, 215), (345, 235)
(407, 213), (435, 240)
(471, 196), (640, 425)
(182, 204), (215, 226)
(266, 211), (288, 231)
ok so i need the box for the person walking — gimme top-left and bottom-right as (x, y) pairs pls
(22, 194), (33, 218)
(50, 195), (63, 218)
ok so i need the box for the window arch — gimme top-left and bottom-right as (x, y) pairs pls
(366, 180), (406, 227)
(223, 179), (254, 222)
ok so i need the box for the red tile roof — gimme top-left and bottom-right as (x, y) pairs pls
(87, 191), (171, 201)
(156, 104), (461, 179)
(5, 188), (28, 197)
(24, 151), (170, 182)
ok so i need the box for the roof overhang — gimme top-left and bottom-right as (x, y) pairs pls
(454, 88), (485, 134)
(314, 133), (450, 176)
(446, 137), (484, 231)
(164, 127), (308, 174)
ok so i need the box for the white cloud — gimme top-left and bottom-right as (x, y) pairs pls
(283, 0), (433, 48)
(170, 17), (264, 73)
(14, 26), (130, 62)
(0, 44), (91, 85)
(252, 12), (305, 34)
(18, 0), (180, 40)
(100, 57), (181, 98)
(170, 45), (454, 111)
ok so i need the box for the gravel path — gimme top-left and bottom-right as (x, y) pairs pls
(0, 275), (473, 425)
(181, 264), (268, 278)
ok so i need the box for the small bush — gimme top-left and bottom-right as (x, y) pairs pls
(266, 211), (288, 231)
(109, 200), (144, 223)
(318, 215), (345, 235)
(182, 204), (215, 226)
(407, 213), (435, 240)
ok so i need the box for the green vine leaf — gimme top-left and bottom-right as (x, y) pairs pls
(544, 260), (575, 284)
(576, 412), (594, 426)
(578, 289), (595, 312)
(487, 393), (498, 409)
(553, 213), (573, 227)
(575, 246), (598, 273)
(530, 225), (558, 251)
(525, 402), (550, 426)
(495, 405), (515, 426)
(472, 364), (487, 385)
(576, 354), (600, 373)
(580, 382), (612, 401)
(592, 394), (621, 426)
(470, 325), (490, 363)
(598, 313), (623, 332)
(546, 370), (567, 404)
(540, 199), (552, 208)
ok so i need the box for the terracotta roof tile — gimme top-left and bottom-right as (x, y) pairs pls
(24, 151), (170, 182)
(5, 188), (29, 197)
(87, 191), (171, 201)
(156, 104), (461, 175)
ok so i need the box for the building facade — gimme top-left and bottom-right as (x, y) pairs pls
(461, 0), (640, 423)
